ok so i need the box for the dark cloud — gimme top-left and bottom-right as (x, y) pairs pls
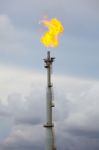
(15, 117), (42, 126)
(67, 128), (99, 139)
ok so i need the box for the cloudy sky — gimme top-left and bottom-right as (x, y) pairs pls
(0, 0), (99, 149)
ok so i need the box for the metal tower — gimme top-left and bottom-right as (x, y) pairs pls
(43, 51), (56, 150)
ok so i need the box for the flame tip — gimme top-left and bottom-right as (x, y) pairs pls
(40, 17), (64, 47)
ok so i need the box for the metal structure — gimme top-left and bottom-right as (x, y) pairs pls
(44, 51), (56, 150)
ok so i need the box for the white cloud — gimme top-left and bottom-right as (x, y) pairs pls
(0, 64), (44, 103)
(0, 65), (99, 149)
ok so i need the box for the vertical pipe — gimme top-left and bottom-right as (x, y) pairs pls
(44, 51), (56, 150)
(47, 51), (51, 87)
(46, 87), (52, 125)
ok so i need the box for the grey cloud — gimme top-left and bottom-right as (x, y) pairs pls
(1, 138), (44, 150)
(0, 102), (12, 118)
(0, 124), (45, 150)
(1, 137), (44, 150)
(4, 92), (45, 126)
(0, 91), (44, 126)
(0, 111), (11, 118)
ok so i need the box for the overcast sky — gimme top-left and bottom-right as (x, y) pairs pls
(0, 0), (99, 150)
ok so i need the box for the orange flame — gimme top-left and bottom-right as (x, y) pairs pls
(40, 17), (64, 47)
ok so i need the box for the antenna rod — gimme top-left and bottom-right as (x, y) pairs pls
(43, 51), (56, 150)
